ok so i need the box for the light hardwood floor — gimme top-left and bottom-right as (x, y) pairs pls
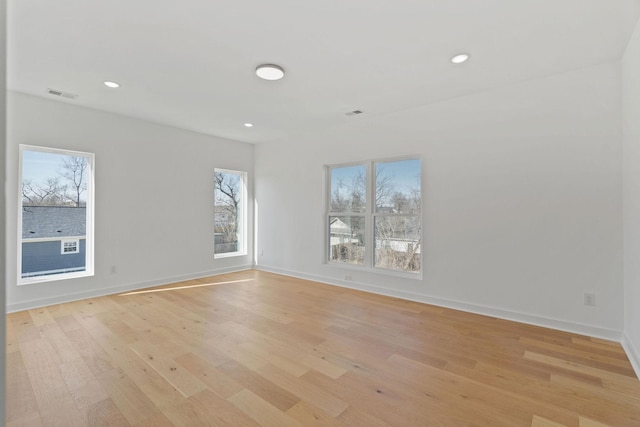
(6, 270), (640, 426)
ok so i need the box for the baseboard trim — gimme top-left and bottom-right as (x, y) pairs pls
(9, 263), (630, 366)
(256, 265), (622, 342)
(622, 333), (640, 379)
(6, 264), (253, 313)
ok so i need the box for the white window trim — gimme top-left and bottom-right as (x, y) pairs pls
(61, 239), (80, 254)
(21, 235), (85, 244)
(325, 155), (423, 279)
(214, 168), (247, 259)
(18, 145), (95, 285)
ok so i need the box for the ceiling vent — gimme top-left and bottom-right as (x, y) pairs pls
(46, 88), (78, 100)
(345, 110), (363, 116)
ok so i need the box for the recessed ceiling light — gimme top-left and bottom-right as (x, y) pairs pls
(244, 123), (254, 128)
(104, 81), (120, 88)
(451, 54), (470, 64)
(255, 64), (285, 81)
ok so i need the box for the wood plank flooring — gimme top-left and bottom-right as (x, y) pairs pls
(6, 270), (640, 426)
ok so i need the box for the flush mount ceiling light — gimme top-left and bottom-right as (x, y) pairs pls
(451, 53), (470, 64)
(244, 123), (254, 128)
(104, 81), (120, 88)
(255, 64), (285, 80)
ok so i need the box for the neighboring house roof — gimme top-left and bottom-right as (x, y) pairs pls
(329, 218), (351, 234)
(22, 206), (86, 239)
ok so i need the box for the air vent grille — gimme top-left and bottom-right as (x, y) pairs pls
(47, 88), (79, 100)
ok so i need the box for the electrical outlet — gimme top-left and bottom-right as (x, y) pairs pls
(584, 292), (595, 306)
(110, 265), (117, 275)
(344, 275), (352, 281)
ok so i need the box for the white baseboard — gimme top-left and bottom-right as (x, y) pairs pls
(10, 263), (633, 373)
(255, 265), (622, 342)
(6, 264), (253, 313)
(622, 333), (640, 379)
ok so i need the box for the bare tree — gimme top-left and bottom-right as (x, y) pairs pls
(21, 156), (88, 207)
(375, 169), (394, 210)
(22, 177), (67, 206)
(59, 156), (88, 207)
(331, 170), (365, 213)
(331, 177), (347, 211)
(351, 170), (366, 212)
(373, 170), (422, 272)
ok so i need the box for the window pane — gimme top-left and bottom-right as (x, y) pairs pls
(329, 216), (365, 265)
(374, 216), (421, 272)
(330, 165), (366, 213)
(375, 159), (421, 214)
(21, 148), (91, 279)
(215, 170), (244, 255)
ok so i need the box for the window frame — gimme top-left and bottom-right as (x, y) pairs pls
(214, 168), (247, 259)
(325, 155), (423, 278)
(327, 162), (370, 267)
(18, 145), (95, 285)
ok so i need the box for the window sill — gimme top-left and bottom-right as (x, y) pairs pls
(214, 251), (247, 260)
(19, 270), (94, 286)
(326, 261), (423, 280)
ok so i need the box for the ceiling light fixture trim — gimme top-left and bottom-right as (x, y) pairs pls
(256, 64), (285, 80)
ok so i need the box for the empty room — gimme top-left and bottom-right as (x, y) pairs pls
(3, 1), (640, 426)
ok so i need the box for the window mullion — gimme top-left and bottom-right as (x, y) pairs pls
(366, 161), (374, 268)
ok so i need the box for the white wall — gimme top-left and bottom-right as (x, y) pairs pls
(623, 16), (640, 376)
(6, 91), (254, 311)
(255, 62), (624, 339)
(1, 0), (7, 418)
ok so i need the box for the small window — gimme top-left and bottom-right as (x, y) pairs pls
(61, 239), (80, 254)
(327, 157), (422, 275)
(214, 169), (247, 258)
(19, 145), (94, 283)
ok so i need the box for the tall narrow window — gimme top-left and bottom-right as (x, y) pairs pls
(19, 145), (94, 283)
(214, 169), (246, 257)
(327, 157), (422, 274)
(373, 158), (422, 272)
(328, 164), (367, 265)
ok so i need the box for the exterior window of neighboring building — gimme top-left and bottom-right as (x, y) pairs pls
(19, 145), (94, 284)
(61, 239), (79, 254)
(327, 157), (422, 274)
(214, 169), (247, 258)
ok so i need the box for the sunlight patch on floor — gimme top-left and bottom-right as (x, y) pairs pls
(118, 279), (254, 296)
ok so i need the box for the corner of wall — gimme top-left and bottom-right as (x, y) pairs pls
(255, 265), (623, 343)
(622, 333), (640, 379)
(1, 0), (8, 419)
(622, 12), (640, 382)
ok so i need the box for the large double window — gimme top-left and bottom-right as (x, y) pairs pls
(327, 157), (422, 274)
(19, 145), (95, 284)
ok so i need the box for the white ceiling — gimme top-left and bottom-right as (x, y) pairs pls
(8, 0), (640, 144)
